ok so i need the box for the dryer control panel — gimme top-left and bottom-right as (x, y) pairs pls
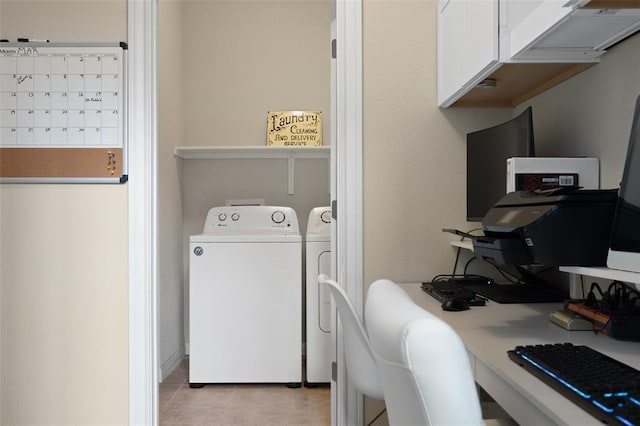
(306, 206), (331, 236)
(202, 206), (300, 234)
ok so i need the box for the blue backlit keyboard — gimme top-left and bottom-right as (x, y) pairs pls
(508, 343), (640, 425)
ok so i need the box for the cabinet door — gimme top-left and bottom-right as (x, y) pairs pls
(438, 0), (500, 107)
(509, 0), (575, 58)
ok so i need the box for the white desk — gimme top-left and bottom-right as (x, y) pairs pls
(402, 283), (640, 426)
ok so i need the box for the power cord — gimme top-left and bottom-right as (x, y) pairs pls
(446, 227), (490, 282)
(451, 247), (462, 277)
(481, 258), (522, 284)
(585, 281), (640, 315)
(462, 257), (477, 275)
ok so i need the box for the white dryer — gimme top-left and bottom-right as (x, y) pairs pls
(305, 206), (332, 384)
(189, 205), (302, 386)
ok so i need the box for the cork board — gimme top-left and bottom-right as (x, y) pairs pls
(0, 43), (127, 183)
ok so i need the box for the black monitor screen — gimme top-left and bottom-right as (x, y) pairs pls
(466, 107), (535, 222)
(609, 95), (640, 253)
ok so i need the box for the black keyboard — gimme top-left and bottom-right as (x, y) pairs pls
(421, 281), (486, 306)
(508, 343), (640, 425)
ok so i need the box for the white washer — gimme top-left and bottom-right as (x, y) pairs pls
(305, 206), (332, 384)
(189, 205), (302, 385)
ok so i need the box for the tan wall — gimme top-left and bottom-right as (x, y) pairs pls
(176, 0), (332, 351)
(181, 0), (332, 148)
(158, 0), (187, 380)
(0, 1), (128, 424)
(363, 0), (510, 286)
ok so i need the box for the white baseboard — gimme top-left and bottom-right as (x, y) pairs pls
(159, 345), (186, 382)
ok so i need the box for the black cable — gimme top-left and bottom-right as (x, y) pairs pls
(605, 281), (640, 314)
(444, 227), (506, 285)
(462, 257), (477, 275)
(451, 246), (461, 277)
(532, 266), (554, 276)
(431, 273), (491, 282)
(446, 227), (485, 277)
(586, 282), (605, 307)
(483, 258), (521, 284)
(580, 281), (640, 336)
(590, 282), (605, 295)
(495, 266), (520, 284)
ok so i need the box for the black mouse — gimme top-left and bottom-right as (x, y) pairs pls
(441, 298), (470, 312)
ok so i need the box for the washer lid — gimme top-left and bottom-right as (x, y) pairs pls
(201, 205), (300, 235)
(306, 234), (330, 243)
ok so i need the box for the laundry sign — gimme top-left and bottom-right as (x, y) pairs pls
(267, 111), (322, 146)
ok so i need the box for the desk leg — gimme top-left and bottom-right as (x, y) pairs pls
(568, 273), (583, 299)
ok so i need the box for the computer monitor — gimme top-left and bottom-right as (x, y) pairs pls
(607, 95), (640, 277)
(466, 107), (536, 222)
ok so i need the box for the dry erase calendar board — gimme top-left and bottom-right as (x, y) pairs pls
(0, 42), (127, 183)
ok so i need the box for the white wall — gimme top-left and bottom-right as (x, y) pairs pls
(0, 2), (128, 424)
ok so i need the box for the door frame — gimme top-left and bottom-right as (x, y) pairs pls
(127, 0), (364, 424)
(128, 0), (158, 424)
(332, 0), (364, 425)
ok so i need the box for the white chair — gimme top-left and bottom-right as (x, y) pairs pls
(317, 274), (384, 400)
(364, 278), (485, 426)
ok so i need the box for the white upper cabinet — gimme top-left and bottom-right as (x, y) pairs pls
(438, 0), (640, 107)
(437, 0), (500, 107)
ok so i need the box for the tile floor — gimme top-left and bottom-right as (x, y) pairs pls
(159, 358), (331, 426)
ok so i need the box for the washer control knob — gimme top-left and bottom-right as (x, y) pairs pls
(193, 246), (204, 256)
(271, 210), (286, 224)
(320, 210), (331, 223)
(231, 213), (240, 221)
(218, 213), (227, 222)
